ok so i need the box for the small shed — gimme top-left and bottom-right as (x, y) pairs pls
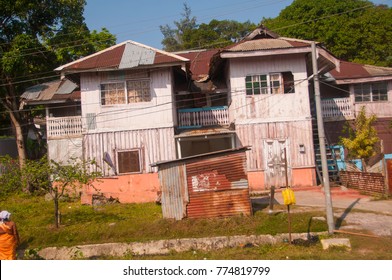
(151, 147), (252, 220)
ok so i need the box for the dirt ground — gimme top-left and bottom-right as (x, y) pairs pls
(255, 186), (392, 237)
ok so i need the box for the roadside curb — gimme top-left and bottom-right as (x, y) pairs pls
(36, 232), (327, 260)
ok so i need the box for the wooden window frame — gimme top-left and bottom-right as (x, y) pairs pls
(245, 72), (293, 96)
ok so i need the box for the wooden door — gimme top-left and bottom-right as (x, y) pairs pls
(264, 139), (290, 188)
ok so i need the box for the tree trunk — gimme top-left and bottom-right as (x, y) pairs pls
(361, 158), (367, 172)
(9, 112), (27, 168)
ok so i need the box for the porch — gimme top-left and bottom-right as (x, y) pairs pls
(321, 97), (354, 121)
(47, 116), (83, 139)
(177, 106), (230, 129)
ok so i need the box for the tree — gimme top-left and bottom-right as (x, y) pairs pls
(160, 3), (257, 51)
(262, 0), (392, 66)
(22, 157), (101, 228)
(0, 0), (116, 171)
(339, 106), (379, 172)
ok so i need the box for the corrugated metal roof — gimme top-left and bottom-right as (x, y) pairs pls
(56, 41), (189, 72)
(330, 61), (392, 80)
(21, 80), (60, 101)
(176, 49), (219, 79)
(225, 38), (309, 52)
(21, 79), (80, 104)
(56, 79), (78, 94)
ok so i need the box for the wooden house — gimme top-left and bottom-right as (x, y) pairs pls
(31, 25), (392, 203)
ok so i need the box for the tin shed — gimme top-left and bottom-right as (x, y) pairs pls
(151, 147), (252, 220)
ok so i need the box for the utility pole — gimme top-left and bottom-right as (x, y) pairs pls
(311, 42), (335, 234)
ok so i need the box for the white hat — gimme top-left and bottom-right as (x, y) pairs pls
(0, 210), (11, 220)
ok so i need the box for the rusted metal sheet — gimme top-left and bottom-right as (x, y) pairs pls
(153, 147), (252, 220)
(387, 160), (392, 194)
(185, 151), (252, 219)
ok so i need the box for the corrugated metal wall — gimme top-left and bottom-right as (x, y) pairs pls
(159, 163), (188, 220)
(185, 151), (252, 219)
(84, 127), (176, 176)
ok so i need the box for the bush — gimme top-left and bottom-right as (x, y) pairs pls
(0, 155), (22, 198)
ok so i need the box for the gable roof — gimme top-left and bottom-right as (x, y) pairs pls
(55, 40), (189, 73)
(220, 25), (339, 73)
(329, 61), (392, 84)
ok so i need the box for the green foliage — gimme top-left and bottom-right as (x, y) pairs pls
(0, 155), (22, 197)
(263, 0), (392, 66)
(339, 106), (379, 166)
(0, 0), (116, 165)
(160, 3), (256, 51)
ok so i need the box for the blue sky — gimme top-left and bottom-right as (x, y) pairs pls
(84, 0), (391, 49)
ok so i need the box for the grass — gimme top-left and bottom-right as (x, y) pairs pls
(1, 193), (391, 260)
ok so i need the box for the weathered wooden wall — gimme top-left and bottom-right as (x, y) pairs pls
(84, 127), (176, 176)
(228, 54), (310, 122)
(80, 68), (176, 133)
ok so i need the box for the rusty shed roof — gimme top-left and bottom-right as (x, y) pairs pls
(151, 146), (250, 167)
(55, 40), (189, 73)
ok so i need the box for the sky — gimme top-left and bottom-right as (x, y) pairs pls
(84, 0), (391, 49)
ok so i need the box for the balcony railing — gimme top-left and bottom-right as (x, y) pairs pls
(47, 116), (83, 139)
(321, 98), (353, 119)
(178, 106), (229, 129)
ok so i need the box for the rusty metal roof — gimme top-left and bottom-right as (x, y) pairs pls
(330, 61), (392, 81)
(55, 41), (189, 72)
(225, 38), (309, 52)
(151, 146), (250, 167)
(176, 49), (219, 79)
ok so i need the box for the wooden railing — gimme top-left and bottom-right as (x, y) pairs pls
(47, 116), (83, 139)
(178, 106), (229, 128)
(321, 98), (353, 119)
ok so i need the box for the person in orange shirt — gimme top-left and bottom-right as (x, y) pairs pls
(0, 210), (20, 260)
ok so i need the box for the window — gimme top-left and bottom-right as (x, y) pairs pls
(117, 149), (142, 174)
(354, 82), (388, 102)
(101, 79), (151, 105)
(127, 80), (151, 103)
(245, 72), (294, 96)
(101, 82), (125, 105)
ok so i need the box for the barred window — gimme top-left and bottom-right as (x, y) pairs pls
(101, 82), (125, 105)
(127, 80), (151, 103)
(101, 79), (151, 105)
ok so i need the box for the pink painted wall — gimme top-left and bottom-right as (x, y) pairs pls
(81, 173), (161, 204)
(291, 168), (317, 187)
(248, 171), (266, 193)
(247, 168), (316, 193)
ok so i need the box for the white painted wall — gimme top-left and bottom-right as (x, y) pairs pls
(80, 68), (175, 133)
(351, 80), (392, 118)
(227, 54), (311, 124)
